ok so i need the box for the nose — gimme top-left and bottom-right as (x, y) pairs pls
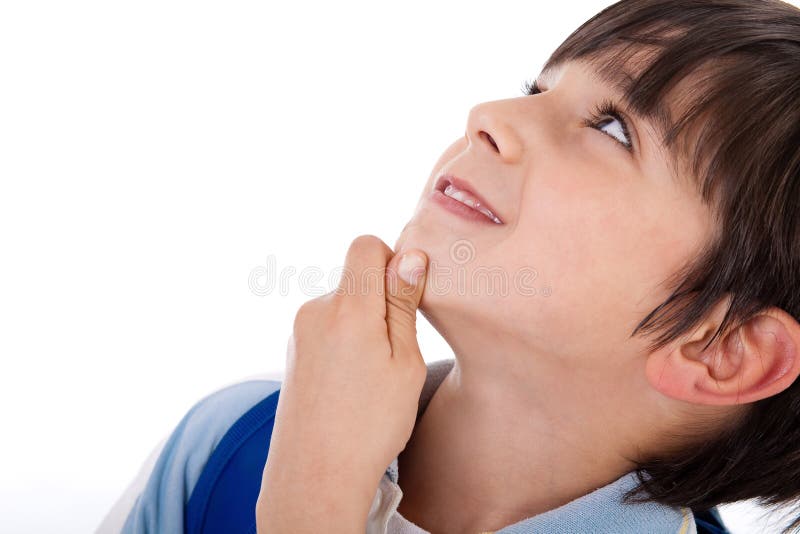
(465, 99), (523, 163)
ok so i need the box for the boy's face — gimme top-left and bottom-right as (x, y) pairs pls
(395, 59), (715, 363)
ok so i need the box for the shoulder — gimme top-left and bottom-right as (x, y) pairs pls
(104, 378), (283, 534)
(178, 378), (283, 448)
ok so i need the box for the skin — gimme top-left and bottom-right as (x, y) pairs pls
(258, 238), (433, 534)
(390, 59), (800, 533)
(257, 58), (800, 534)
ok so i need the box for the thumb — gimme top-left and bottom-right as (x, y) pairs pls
(385, 249), (428, 356)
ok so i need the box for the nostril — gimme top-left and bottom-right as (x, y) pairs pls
(480, 130), (499, 152)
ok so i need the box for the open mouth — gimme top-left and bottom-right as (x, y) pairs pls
(434, 174), (503, 225)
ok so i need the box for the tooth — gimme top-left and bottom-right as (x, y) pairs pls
(453, 191), (475, 207)
(477, 206), (501, 223)
(444, 183), (502, 224)
(445, 185), (473, 205)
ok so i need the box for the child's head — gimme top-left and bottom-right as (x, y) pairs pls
(395, 0), (800, 527)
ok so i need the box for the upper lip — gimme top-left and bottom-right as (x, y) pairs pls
(434, 173), (504, 224)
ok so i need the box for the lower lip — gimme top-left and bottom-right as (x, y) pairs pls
(429, 189), (500, 225)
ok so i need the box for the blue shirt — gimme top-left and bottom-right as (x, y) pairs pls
(120, 358), (720, 533)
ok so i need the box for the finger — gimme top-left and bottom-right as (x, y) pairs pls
(384, 249), (428, 360)
(335, 234), (393, 310)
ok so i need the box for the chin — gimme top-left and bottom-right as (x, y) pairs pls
(394, 215), (449, 263)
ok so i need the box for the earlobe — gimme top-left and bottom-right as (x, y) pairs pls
(645, 308), (800, 406)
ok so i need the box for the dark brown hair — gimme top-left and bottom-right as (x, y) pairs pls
(540, 0), (800, 531)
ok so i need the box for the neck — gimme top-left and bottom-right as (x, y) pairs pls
(396, 312), (662, 533)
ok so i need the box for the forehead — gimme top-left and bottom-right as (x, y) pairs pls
(539, 57), (634, 102)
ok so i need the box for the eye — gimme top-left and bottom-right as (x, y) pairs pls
(584, 100), (633, 152)
(521, 79), (634, 153)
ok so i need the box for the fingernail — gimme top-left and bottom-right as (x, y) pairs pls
(397, 252), (425, 285)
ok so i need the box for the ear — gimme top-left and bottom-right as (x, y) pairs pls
(645, 295), (800, 406)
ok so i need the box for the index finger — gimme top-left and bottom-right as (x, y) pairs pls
(334, 234), (393, 311)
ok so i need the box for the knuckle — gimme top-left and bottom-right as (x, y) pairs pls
(351, 234), (383, 251)
(348, 234), (391, 262)
(387, 299), (416, 328)
(293, 299), (321, 331)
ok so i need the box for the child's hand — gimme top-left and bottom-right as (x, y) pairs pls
(257, 234), (429, 532)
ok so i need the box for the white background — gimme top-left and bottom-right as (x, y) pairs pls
(1, 1), (797, 532)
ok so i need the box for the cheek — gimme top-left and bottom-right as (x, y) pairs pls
(506, 174), (711, 355)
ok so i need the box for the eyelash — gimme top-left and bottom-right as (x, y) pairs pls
(521, 79), (634, 153)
